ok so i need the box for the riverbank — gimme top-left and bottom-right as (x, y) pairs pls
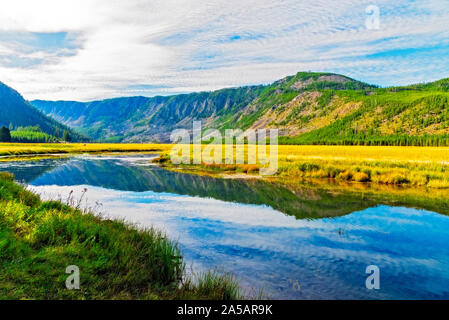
(0, 143), (172, 157)
(156, 145), (449, 189)
(0, 172), (243, 300)
(158, 163), (449, 215)
(2, 142), (449, 189)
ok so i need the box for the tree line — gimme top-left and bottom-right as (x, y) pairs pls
(0, 125), (72, 143)
(279, 133), (449, 146)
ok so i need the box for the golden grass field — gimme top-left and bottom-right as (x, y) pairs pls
(2, 143), (449, 188)
(0, 143), (171, 156)
(163, 144), (449, 188)
(276, 145), (449, 188)
(277, 145), (449, 163)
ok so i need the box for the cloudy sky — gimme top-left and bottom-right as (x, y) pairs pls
(0, 0), (448, 101)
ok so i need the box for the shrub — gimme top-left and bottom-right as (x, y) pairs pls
(241, 164), (259, 173)
(338, 170), (352, 180)
(0, 172), (14, 182)
(152, 153), (170, 164)
(353, 172), (370, 182)
(297, 163), (320, 172)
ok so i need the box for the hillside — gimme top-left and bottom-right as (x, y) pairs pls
(31, 72), (449, 145)
(0, 82), (88, 142)
(32, 86), (265, 142)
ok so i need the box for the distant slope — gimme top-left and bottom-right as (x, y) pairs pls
(32, 86), (265, 142)
(31, 72), (374, 142)
(31, 72), (449, 145)
(0, 82), (88, 142)
(274, 80), (449, 146)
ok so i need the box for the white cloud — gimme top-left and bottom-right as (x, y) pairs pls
(0, 0), (448, 100)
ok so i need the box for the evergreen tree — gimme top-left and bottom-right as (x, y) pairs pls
(62, 130), (71, 142)
(54, 127), (60, 138)
(0, 126), (11, 142)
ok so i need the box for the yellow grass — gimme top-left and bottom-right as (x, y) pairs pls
(277, 145), (449, 164)
(163, 144), (449, 188)
(276, 145), (449, 188)
(0, 143), (172, 157)
(2, 143), (449, 189)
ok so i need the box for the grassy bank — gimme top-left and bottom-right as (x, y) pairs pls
(2, 143), (449, 188)
(278, 145), (449, 188)
(0, 172), (242, 300)
(0, 143), (172, 157)
(158, 145), (449, 189)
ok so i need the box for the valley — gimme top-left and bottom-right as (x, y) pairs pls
(2, 71), (449, 300)
(28, 72), (449, 145)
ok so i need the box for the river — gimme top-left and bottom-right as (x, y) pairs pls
(1, 154), (449, 299)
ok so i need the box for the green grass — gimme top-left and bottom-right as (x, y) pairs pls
(0, 172), (243, 300)
(179, 271), (245, 300)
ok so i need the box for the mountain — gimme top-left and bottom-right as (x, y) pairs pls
(31, 72), (449, 145)
(31, 72), (374, 142)
(31, 86), (266, 142)
(0, 81), (88, 142)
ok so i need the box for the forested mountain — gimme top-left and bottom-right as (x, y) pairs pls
(0, 81), (88, 142)
(32, 86), (266, 142)
(31, 72), (449, 145)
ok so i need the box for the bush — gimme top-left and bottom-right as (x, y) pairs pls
(0, 126), (11, 142)
(338, 170), (352, 180)
(353, 172), (370, 182)
(0, 172), (14, 182)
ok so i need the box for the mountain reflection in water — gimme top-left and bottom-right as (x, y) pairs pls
(2, 155), (449, 299)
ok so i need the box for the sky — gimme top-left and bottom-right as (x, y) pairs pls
(0, 0), (448, 101)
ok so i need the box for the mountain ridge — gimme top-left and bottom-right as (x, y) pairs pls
(31, 72), (375, 142)
(0, 81), (88, 142)
(30, 71), (449, 145)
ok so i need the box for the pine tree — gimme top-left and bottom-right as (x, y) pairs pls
(0, 126), (11, 142)
(62, 130), (71, 142)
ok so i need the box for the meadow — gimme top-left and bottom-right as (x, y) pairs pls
(159, 144), (449, 189)
(2, 143), (449, 188)
(275, 145), (449, 188)
(0, 143), (171, 157)
(2, 143), (449, 298)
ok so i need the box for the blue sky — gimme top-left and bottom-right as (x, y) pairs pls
(0, 0), (448, 101)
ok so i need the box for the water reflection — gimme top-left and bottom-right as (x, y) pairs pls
(2, 155), (449, 299)
(2, 156), (374, 219)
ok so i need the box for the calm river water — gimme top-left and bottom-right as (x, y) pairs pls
(2, 154), (449, 299)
